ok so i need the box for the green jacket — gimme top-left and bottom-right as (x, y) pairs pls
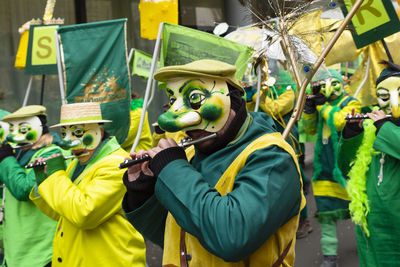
(339, 121), (400, 267)
(0, 135), (62, 267)
(124, 111), (301, 261)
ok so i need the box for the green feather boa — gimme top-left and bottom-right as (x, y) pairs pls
(346, 120), (377, 237)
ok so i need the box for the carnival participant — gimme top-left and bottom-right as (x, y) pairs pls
(29, 102), (146, 266)
(120, 92), (153, 153)
(0, 105), (65, 267)
(123, 59), (305, 266)
(303, 69), (361, 267)
(338, 61), (400, 267)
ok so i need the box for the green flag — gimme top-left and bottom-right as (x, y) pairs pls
(57, 19), (130, 144)
(131, 49), (160, 79)
(161, 23), (253, 80)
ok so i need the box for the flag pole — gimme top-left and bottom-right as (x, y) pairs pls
(22, 76), (34, 107)
(130, 22), (164, 153)
(55, 30), (67, 104)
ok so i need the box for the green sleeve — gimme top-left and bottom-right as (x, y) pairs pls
(123, 194), (167, 248)
(338, 132), (364, 177)
(0, 148), (61, 201)
(373, 122), (400, 160)
(155, 146), (301, 262)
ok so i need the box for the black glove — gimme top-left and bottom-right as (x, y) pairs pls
(304, 97), (316, 114)
(374, 117), (391, 135)
(313, 93), (327, 106)
(0, 143), (14, 162)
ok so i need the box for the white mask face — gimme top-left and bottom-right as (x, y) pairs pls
(61, 123), (102, 150)
(158, 77), (231, 133)
(376, 76), (400, 118)
(6, 116), (43, 145)
(0, 121), (10, 143)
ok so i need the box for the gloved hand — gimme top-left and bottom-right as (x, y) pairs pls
(304, 97), (317, 114)
(0, 143), (14, 163)
(313, 93), (327, 106)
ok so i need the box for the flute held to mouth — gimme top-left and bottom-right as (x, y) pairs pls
(119, 133), (217, 169)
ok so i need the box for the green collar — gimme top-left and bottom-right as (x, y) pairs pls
(228, 113), (252, 146)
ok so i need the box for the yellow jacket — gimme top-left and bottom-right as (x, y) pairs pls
(30, 137), (146, 267)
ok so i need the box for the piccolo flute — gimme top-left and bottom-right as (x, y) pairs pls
(25, 152), (90, 169)
(344, 114), (393, 120)
(119, 133), (218, 169)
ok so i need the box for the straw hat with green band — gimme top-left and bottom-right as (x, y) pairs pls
(2, 105), (46, 121)
(50, 102), (111, 128)
(154, 59), (244, 93)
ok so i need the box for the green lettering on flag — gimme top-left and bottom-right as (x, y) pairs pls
(57, 19), (131, 144)
(161, 23), (253, 80)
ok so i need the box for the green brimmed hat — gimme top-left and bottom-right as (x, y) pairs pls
(313, 68), (343, 84)
(154, 59), (244, 93)
(50, 102), (111, 128)
(2, 105), (46, 122)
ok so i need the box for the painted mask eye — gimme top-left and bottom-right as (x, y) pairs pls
(188, 91), (206, 110)
(72, 128), (86, 138)
(169, 97), (177, 106)
(61, 127), (67, 139)
(19, 123), (31, 134)
(9, 124), (14, 132)
(377, 91), (390, 101)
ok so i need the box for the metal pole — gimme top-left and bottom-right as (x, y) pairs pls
(130, 22), (164, 153)
(254, 64), (261, 111)
(55, 30), (67, 104)
(282, 0), (365, 139)
(380, 38), (393, 63)
(40, 75), (46, 105)
(22, 76), (34, 107)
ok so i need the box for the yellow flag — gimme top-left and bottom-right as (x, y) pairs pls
(139, 0), (178, 40)
(14, 30), (30, 70)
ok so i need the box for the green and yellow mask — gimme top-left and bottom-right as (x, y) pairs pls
(158, 77), (231, 133)
(320, 77), (343, 99)
(61, 123), (102, 150)
(6, 116), (43, 145)
(376, 76), (400, 118)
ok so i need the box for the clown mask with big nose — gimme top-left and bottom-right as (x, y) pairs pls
(376, 76), (400, 118)
(6, 116), (43, 146)
(61, 123), (102, 154)
(157, 77), (231, 135)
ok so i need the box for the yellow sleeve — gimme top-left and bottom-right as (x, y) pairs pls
(36, 155), (128, 230)
(320, 99), (361, 132)
(121, 108), (153, 153)
(30, 187), (61, 221)
(253, 89), (295, 118)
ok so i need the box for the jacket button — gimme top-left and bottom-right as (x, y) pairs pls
(61, 232), (63, 237)
(186, 254), (192, 261)
(58, 257), (62, 262)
